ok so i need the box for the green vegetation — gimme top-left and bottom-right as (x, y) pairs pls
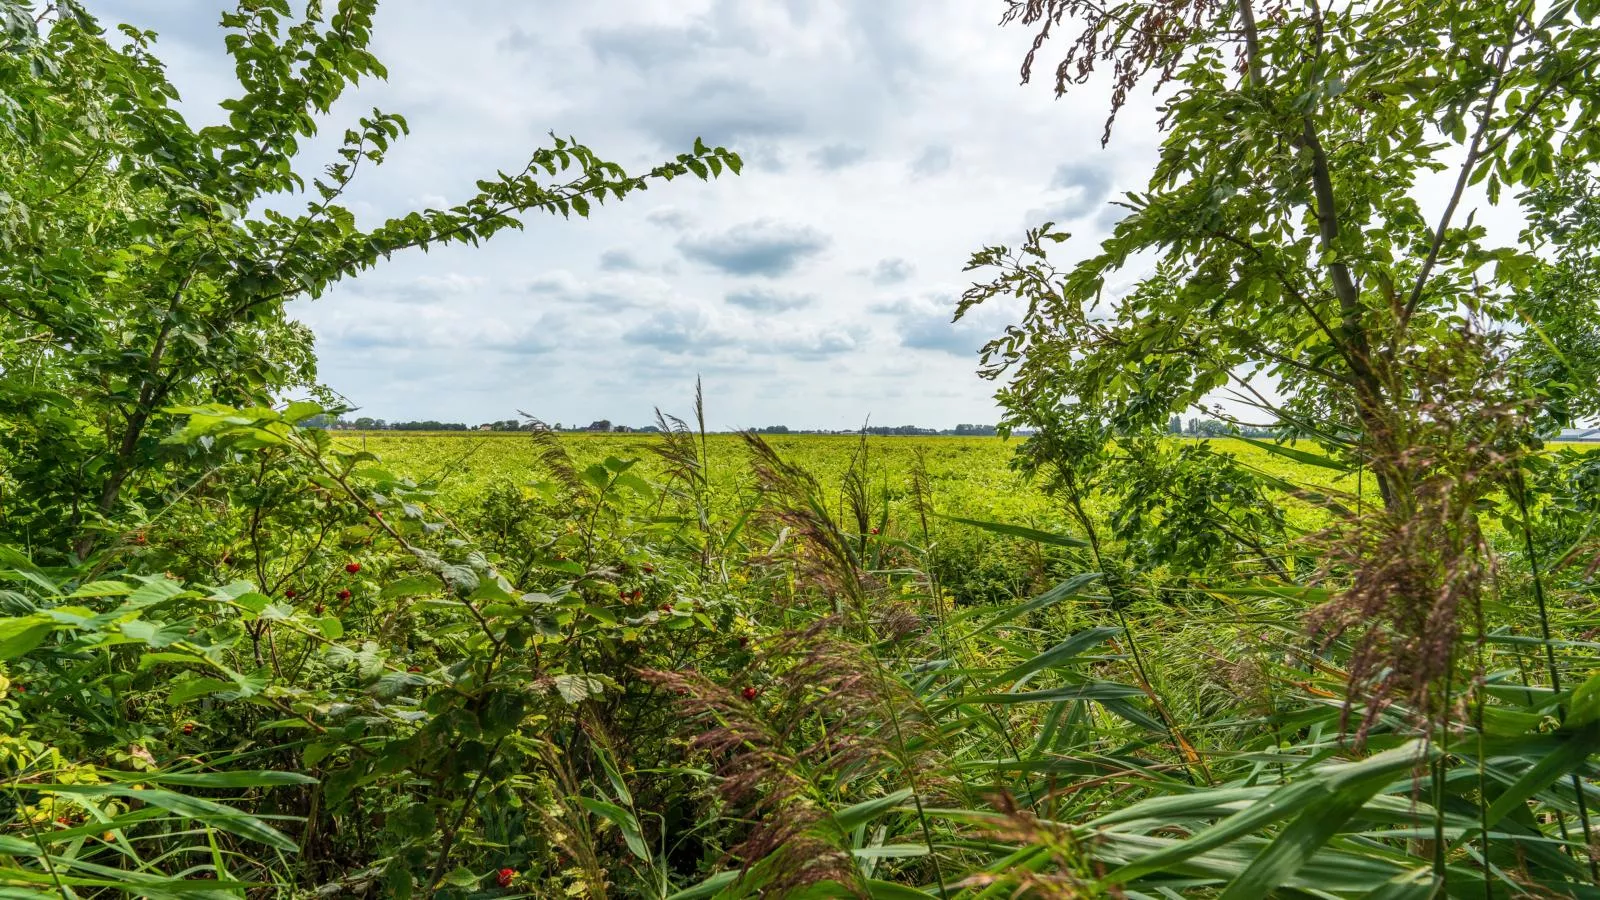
(2, 1), (1600, 898)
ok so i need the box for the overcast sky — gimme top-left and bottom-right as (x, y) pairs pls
(94, 1), (1164, 429)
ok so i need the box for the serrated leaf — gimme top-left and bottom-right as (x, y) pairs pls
(555, 673), (605, 705)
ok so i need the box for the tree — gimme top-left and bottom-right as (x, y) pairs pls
(960, 0), (1600, 848)
(1512, 163), (1600, 430)
(963, 0), (1600, 513)
(0, 1), (739, 556)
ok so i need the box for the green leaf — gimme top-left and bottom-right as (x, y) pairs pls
(594, 744), (634, 806)
(952, 681), (1145, 706)
(1099, 741), (1434, 889)
(1217, 762), (1414, 899)
(119, 618), (189, 647)
(67, 580), (133, 598)
(665, 870), (740, 900)
(966, 571), (1103, 636)
(555, 673), (605, 705)
(0, 616), (54, 660)
(1476, 724), (1598, 836)
(44, 784), (301, 852)
(1234, 437), (1350, 472)
(282, 400), (326, 424)
(1566, 672), (1600, 726)
(864, 881), (938, 899)
(381, 576), (440, 600)
(579, 797), (651, 862)
(166, 676), (236, 705)
(989, 625), (1121, 687)
(143, 771), (317, 788)
(127, 576), (188, 607)
(0, 836), (39, 856)
(938, 514), (1088, 548)
(830, 789), (913, 831)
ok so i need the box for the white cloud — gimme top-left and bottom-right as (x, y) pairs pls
(98, 0), (1164, 429)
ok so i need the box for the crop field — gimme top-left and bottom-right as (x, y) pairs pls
(345, 432), (1600, 539)
(337, 431), (1363, 524)
(331, 431), (1362, 594)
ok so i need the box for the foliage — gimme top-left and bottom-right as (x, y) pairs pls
(0, 0), (737, 558)
(0, 0), (1598, 897)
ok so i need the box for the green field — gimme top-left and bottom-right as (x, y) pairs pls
(323, 431), (1392, 604)
(337, 431), (1364, 525)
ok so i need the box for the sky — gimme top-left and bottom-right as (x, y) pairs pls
(91, 0), (1166, 430)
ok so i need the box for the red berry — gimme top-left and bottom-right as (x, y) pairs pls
(742, 686), (758, 701)
(345, 562), (361, 574)
(182, 722), (195, 735)
(407, 666), (421, 673)
(870, 527), (879, 535)
(133, 532), (147, 545)
(659, 603), (671, 613)
(284, 588), (297, 599)
(56, 817), (69, 826)
(496, 867), (516, 888)
(337, 589), (351, 601)
(642, 564), (655, 574)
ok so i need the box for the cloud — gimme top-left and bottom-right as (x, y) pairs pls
(761, 327), (861, 359)
(622, 306), (738, 354)
(635, 77), (806, 149)
(525, 270), (667, 311)
(1095, 202), (1133, 231)
(678, 219), (831, 277)
(873, 295), (1008, 357)
(525, 271), (582, 295)
(725, 287), (816, 311)
(324, 311), (569, 356)
(586, 24), (714, 73)
(584, 8), (758, 74)
(809, 143), (869, 170)
(345, 273), (489, 304)
(1026, 162), (1114, 223)
(498, 26), (539, 55)
(909, 144), (952, 178)
(599, 248), (647, 272)
(646, 207), (692, 230)
(132, 0), (1171, 429)
(867, 257), (915, 285)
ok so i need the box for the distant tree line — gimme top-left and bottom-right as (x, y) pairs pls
(303, 413), (1310, 439)
(307, 416), (1008, 436)
(1167, 416), (1281, 438)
